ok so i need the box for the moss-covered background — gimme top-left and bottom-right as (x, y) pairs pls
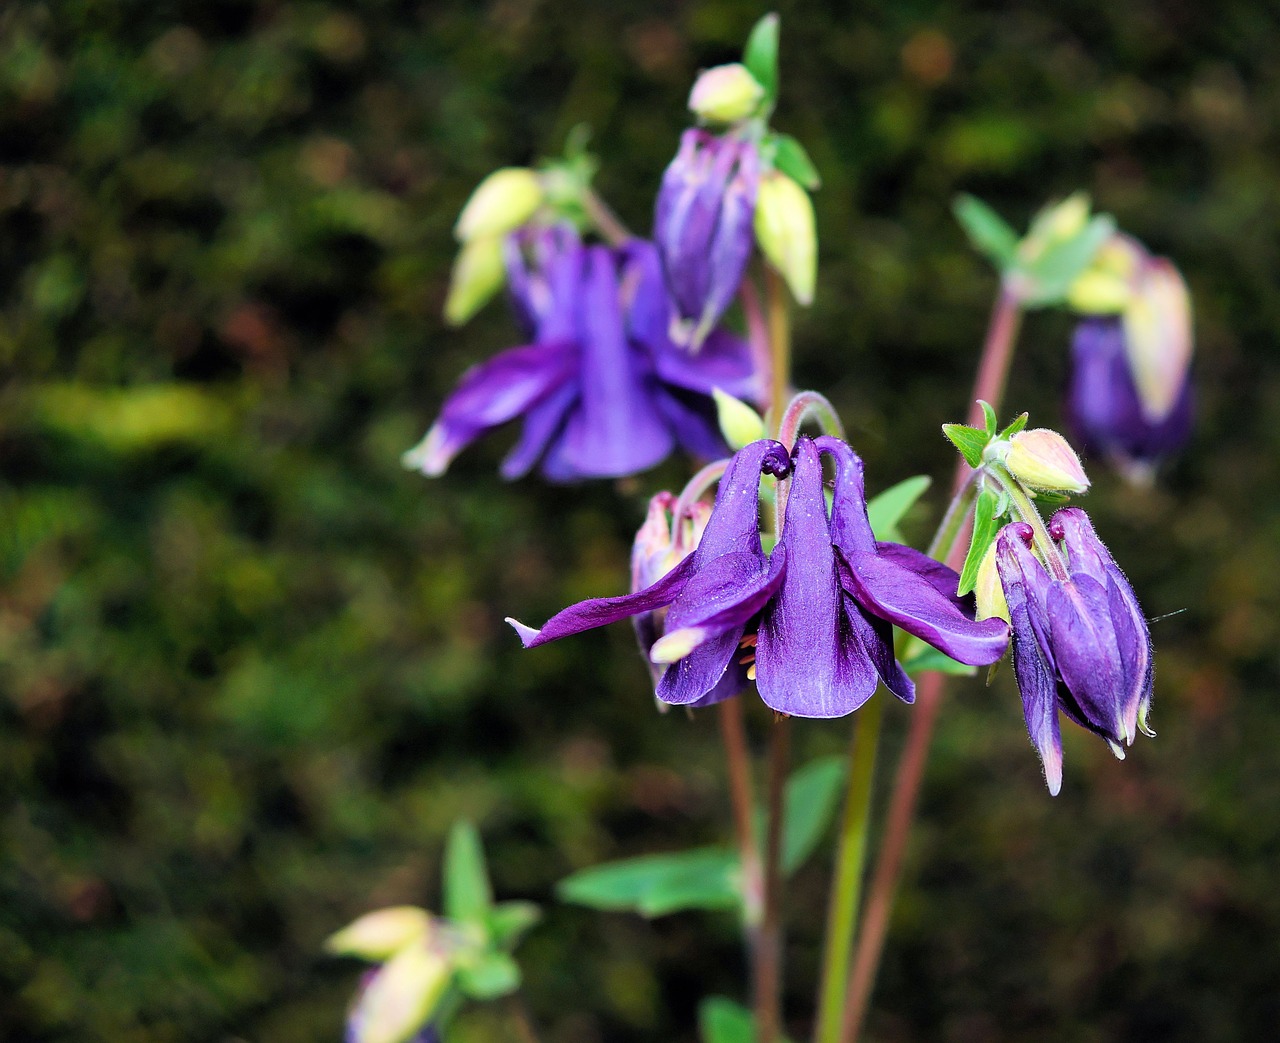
(1, 1), (1275, 1040)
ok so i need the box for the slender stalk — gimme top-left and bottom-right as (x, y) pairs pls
(765, 268), (792, 426)
(581, 186), (633, 247)
(812, 694), (883, 1043)
(672, 460), (730, 551)
(508, 995), (543, 1043)
(719, 699), (764, 931)
(837, 283), (1024, 1043)
(757, 715), (791, 1043)
(740, 280), (774, 415)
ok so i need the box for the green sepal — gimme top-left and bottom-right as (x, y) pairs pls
(768, 132), (820, 190)
(942, 423), (989, 469)
(557, 847), (739, 918)
(957, 487), (1002, 597)
(998, 411), (1029, 439)
(1029, 489), (1071, 506)
(486, 901), (540, 949)
(953, 194), (1020, 271)
(455, 952), (521, 1000)
(979, 400), (999, 436)
(743, 14), (780, 107)
(903, 645), (977, 677)
(444, 820), (493, 925)
(1020, 213), (1115, 307)
(867, 475), (931, 544)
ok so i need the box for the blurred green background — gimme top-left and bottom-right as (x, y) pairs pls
(0, 1), (1274, 1040)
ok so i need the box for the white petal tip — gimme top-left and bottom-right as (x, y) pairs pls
(506, 618), (541, 647)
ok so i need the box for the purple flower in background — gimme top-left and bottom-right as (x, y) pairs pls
(654, 129), (759, 348)
(509, 436), (1009, 716)
(1067, 249), (1193, 481)
(404, 225), (760, 482)
(995, 508), (1154, 795)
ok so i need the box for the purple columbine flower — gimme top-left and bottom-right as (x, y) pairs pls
(654, 129), (760, 349)
(995, 507), (1154, 796)
(405, 225), (760, 482)
(1067, 255), (1193, 481)
(509, 436), (1009, 716)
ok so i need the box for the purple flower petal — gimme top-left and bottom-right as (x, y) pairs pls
(1047, 575), (1127, 740)
(499, 379), (578, 480)
(656, 626), (746, 706)
(815, 436), (878, 557)
(757, 439), (879, 717)
(875, 542), (972, 613)
(845, 598), (915, 703)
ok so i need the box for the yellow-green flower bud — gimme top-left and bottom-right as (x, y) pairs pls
(688, 63), (765, 124)
(973, 541), (1009, 623)
(1003, 429), (1090, 494)
(1019, 191), (1090, 264)
(325, 906), (433, 961)
(712, 388), (766, 450)
(754, 170), (816, 306)
(1123, 256), (1193, 421)
(351, 942), (451, 1043)
(444, 234), (505, 326)
(1067, 234), (1143, 315)
(453, 167), (543, 243)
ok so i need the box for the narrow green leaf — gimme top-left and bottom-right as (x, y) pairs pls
(903, 645), (977, 676)
(979, 400), (999, 435)
(998, 411), (1029, 439)
(456, 952), (521, 1000)
(557, 848), (739, 918)
(743, 14), (780, 105)
(867, 475), (931, 543)
(444, 820), (492, 924)
(700, 996), (756, 1043)
(781, 756), (847, 875)
(770, 133), (820, 189)
(957, 488), (1001, 596)
(1021, 213), (1116, 307)
(942, 423), (988, 469)
(486, 901), (540, 949)
(952, 194), (1019, 270)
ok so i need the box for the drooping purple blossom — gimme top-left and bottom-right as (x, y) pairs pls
(509, 436), (1010, 716)
(995, 508), (1154, 796)
(404, 225), (761, 482)
(654, 129), (760, 349)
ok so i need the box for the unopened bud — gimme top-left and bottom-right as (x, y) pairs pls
(973, 540), (1009, 623)
(754, 170), (816, 305)
(1067, 234), (1143, 315)
(1004, 429), (1090, 494)
(326, 907), (433, 961)
(453, 168), (543, 243)
(444, 235), (505, 326)
(712, 389), (767, 450)
(688, 63), (765, 124)
(1021, 192), (1090, 263)
(349, 944), (451, 1043)
(1123, 257), (1193, 422)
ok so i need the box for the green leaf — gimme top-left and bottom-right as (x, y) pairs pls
(456, 952), (520, 1000)
(942, 423), (988, 469)
(444, 820), (492, 924)
(998, 411), (1029, 439)
(903, 644), (977, 676)
(979, 400), (999, 435)
(743, 14), (780, 105)
(1021, 213), (1116, 307)
(781, 756), (846, 875)
(700, 996), (756, 1043)
(957, 487), (1001, 597)
(486, 901), (540, 949)
(867, 475), (931, 543)
(953, 194), (1019, 270)
(770, 133), (820, 189)
(557, 848), (739, 918)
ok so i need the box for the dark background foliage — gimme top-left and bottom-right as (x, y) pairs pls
(0, 1), (1274, 1040)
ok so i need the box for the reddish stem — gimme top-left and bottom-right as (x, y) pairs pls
(757, 715), (791, 1043)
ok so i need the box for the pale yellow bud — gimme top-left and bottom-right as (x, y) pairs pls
(444, 235), (505, 326)
(453, 167), (543, 243)
(973, 541), (1009, 623)
(712, 388), (766, 450)
(754, 170), (816, 305)
(325, 906), (433, 961)
(1004, 429), (1090, 493)
(1123, 257), (1193, 422)
(688, 63), (765, 124)
(1067, 234), (1143, 314)
(351, 943), (451, 1043)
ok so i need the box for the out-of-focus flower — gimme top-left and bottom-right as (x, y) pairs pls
(444, 235), (506, 326)
(453, 167), (544, 243)
(688, 63), (766, 124)
(654, 130), (760, 348)
(754, 169), (816, 305)
(509, 436), (1009, 716)
(405, 225), (760, 482)
(1066, 235), (1193, 480)
(995, 508), (1154, 795)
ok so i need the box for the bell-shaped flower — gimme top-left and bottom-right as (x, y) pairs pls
(654, 129), (760, 348)
(509, 436), (1009, 716)
(995, 507), (1154, 795)
(405, 225), (761, 482)
(1066, 237), (1193, 480)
